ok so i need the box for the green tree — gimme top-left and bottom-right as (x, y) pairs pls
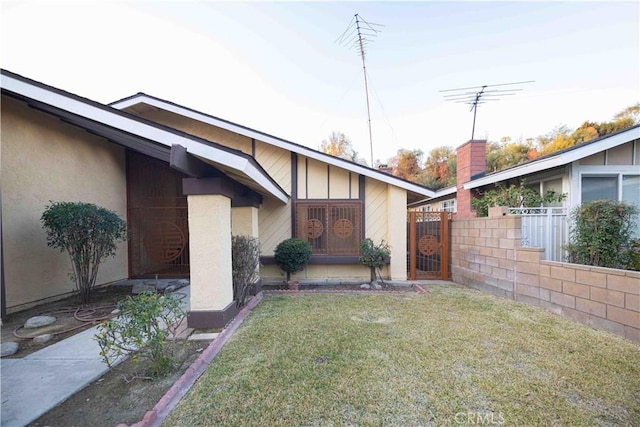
(566, 200), (638, 269)
(471, 181), (566, 217)
(41, 202), (127, 304)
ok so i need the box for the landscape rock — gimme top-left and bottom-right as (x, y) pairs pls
(33, 334), (54, 344)
(155, 281), (170, 291)
(24, 315), (57, 329)
(372, 283), (383, 290)
(360, 284), (371, 289)
(164, 285), (177, 294)
(177, 279), (190, 287)
(132, 283), (156, 295)
(1, 341), (19, 357)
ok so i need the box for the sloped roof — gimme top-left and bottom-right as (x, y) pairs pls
(0, 69), (288, 203)
(464, 124), (640, 190)
(110, 93), (436, 200)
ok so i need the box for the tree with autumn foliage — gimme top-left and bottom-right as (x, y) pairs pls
(423, 146), (456, 189)
(388, 149), (425, 183)
(320, 131), (366, 164)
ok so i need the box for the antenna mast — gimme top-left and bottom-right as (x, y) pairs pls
(440, 80), (534, 140)
(336, 14), (383, 166)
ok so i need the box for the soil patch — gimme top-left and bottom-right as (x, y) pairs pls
(1, 285), (134, 358)
(29, 339), (209, 427)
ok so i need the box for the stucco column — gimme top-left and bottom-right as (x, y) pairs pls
(387, 185), (407, 280)
(186, 193), (236, 328)
(231, 206), (259, 238)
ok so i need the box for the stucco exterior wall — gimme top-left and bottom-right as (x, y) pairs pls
(1, 96), (127, 311)
(387, 185), (407, 280)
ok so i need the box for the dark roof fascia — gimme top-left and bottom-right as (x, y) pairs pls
(110, 92), (437, 196)
(0, 69), (288, 200)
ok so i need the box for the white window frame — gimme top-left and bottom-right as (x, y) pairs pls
(440, 199), (457, 213)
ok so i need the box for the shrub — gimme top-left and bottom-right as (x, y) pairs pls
(359, 238), (391, 283)
(41, 201), (127, 304)
(274, 238), (312, 281)
(96, 292), (185, 378)
(232, 235), (260, 307)
(566, 200), (639, 269)
(471, 181), (566, 217)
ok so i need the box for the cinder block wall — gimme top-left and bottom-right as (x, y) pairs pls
(452, 215), (640, 342)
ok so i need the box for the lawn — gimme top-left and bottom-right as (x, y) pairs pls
(165, 285), (640, 426)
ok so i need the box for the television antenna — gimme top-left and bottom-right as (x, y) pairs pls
(440, 80), (534, 140)
(336, 14), (384, 166)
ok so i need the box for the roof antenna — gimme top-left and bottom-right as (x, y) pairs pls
(440, 80), (534, 140)
(336, 14), (384, 167)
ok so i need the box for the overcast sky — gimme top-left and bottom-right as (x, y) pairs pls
(2, 1), (638, 165)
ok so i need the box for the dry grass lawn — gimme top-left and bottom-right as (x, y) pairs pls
(165, 285), (640, 426)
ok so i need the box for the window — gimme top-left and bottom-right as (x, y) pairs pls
(295, 201), (362, 255)
(440, 199), (456, 213)
(581, 174), (640, 237)
(582, 176), (618, 203)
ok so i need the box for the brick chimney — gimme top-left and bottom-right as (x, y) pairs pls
(455, 139), (487, 219)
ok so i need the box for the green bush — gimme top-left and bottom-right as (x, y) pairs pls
(471, 181), (566, 217)
(41, 201), (127, 304)
(359, 238), (391, 283)
(96, 292), (185, 378)
(232, 235), (260, 307)
(274, 238), (312, 281)
(566, 200), (639, 269)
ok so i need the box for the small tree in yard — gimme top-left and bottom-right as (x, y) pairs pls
(566, 200), (638, 270)
(41, 201), (127, 304)
(274, 238), (312, 282)
(232, 235), (260, 307)
(359, 238), (391, 284)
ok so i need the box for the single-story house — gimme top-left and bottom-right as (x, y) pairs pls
(411, 126), (640, 232)
(0, 69), (435, 326)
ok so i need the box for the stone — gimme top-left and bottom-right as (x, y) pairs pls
(1, 341), (19, 357)
(24, 315), (56, 329)
(177, 279), (190, 287)
(33, 334), (54, 344)
(360, 284), (371, 289)
(164, 285), (177, 294)
(372, 283), (383, 290)
(132, 283), (156, 294)
(155, 281), (169, 291)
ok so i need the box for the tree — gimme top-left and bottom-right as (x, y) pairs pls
(41, 202), (127, 304)
(320, 131), (365, 163)
(423, 146), (456, 189)
(486, 139), (533, 172)
(388, 149), (425, 183)
(471, 181), (566, 217)
(566, 200), (638, 269)
(538, 125), (576, 156)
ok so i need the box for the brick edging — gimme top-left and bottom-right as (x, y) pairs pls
(119, 292), (265, 427)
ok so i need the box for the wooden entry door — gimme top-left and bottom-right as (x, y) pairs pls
(407, 211), (451, 280)
(127, 152), (189, 278)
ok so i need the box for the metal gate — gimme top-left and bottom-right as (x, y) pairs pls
(127, 152), (190, 278)
(407, 211), (451, 280)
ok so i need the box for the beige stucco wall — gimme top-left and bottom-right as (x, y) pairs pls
(1, 96), (127, 311)
(387, 184), (407, 280)
(187, 194), (233, 311)
(231, 206), (259, 238)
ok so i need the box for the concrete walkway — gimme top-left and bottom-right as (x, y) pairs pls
(1, 286), (191, 427)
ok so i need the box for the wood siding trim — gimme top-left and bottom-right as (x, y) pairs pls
(261, 255), (390, 265)
(291, 152), (298, 238)
(359, 174), (366, 240)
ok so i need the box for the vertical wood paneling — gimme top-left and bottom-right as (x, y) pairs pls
(329, 166), (350, 199)
(307, 159), (329, 199)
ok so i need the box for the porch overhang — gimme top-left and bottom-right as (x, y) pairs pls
(0, 70), (289, 205)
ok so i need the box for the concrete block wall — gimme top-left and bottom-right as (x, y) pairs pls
(452, 215), (640, 342)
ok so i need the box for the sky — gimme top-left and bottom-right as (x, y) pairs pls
(1, 1), (638, 165)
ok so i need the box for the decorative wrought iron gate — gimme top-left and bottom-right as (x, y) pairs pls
(407, 211), (451, 280)
(127, 152), (190, 278)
